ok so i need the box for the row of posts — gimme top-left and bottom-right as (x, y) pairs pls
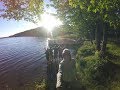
(45, 44), (65, 90)
(45, 44), (64, 62)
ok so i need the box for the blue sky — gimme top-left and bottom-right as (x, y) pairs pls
(0, 0), (56, 37)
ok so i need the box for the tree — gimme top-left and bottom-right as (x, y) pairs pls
(51, 0), (120, 57)
(0, 0), (44, 22)
(51, 0), (96, 41)
(69, 0), (120, 55)
(68, 0), (120, 28)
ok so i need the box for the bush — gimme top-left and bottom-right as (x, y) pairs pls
(76, 41), (95, 59)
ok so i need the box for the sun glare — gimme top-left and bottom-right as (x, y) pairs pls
(40, 13), (62, 32)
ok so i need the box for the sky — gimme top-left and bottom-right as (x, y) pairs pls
(0, 0), (56, 37)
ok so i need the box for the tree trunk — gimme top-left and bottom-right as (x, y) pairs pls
(101, 29), (107, 57)
(89, 31), (93, 44)
(96, 18), (102, 51)
(100, 23), (108, 58)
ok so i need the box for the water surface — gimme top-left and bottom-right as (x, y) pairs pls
(0, 37), (47, 88)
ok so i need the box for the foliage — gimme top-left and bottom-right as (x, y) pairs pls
(107, 43), (120, 57)
(0, 0), (44, 22)
(76, 41), (95, 58)
(51, 0), (96, 40)
(68, 0), (120, 28)
(76, 42), (120, 90)
(51, 0), (120, 57)
(106, 43), (120, 65)
(76, 46), (105, 89)
(68, 0), (120, 55)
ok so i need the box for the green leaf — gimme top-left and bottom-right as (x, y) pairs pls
(104, 14), (108, 18)
(90, 0), (95, 5)
(88, 5), (92, 11)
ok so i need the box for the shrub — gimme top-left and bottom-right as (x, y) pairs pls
(76, 41), (95, 59)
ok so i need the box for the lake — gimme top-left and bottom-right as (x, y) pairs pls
(0, 37), (48, 89)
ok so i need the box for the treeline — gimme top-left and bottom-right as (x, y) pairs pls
(50, 0), (120, 58)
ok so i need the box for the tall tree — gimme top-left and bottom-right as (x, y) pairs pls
(51, 0), (120, 57)
(51, 0), (96, 40)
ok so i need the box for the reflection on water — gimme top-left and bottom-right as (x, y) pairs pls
(46, 38), (51, 49)
(0, 37), (47, 89)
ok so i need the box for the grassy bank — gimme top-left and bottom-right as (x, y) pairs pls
(76, 41), (120, 90)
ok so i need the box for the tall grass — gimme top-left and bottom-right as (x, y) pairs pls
(76, 41), (120, 90)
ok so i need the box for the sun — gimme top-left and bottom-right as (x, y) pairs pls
(40, 13), (62, 32)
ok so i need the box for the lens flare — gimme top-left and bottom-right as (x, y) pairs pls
(40, 13), (62, 32)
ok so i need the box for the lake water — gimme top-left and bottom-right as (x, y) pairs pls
(0, 37), (48, 89)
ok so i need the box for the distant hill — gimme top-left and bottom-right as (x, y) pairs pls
(10, 27), (47, 37)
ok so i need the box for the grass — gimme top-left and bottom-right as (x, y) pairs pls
(106, 43), (120, 65)
(35, 79), (46, 90)
(75, 41), (120, 90)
